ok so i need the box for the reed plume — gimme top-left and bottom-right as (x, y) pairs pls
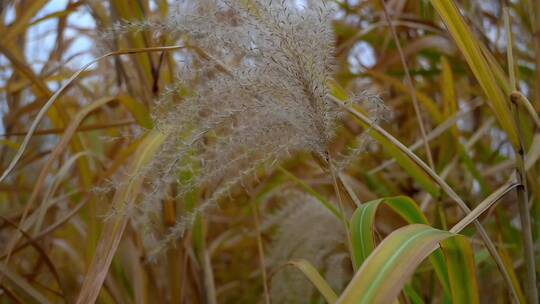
(103, 0), (381, 255)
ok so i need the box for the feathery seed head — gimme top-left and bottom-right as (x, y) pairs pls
(112, 0), (344, 253)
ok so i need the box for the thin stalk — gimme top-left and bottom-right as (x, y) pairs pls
(506, 9), (538, 303)
(201, 245), (217, 304)
(193, 216), (217, 304)
(379, 0), (435, 169)
(328, 160), (355, 268)
(450, 180), (519, 233)
(511, 93), (538, 304)
(331, 96), (520, 303)
(0, 119), (135, 137)
(535, 0), (540, 110)
(338, 173), (363, 207)
(250, 199), (270, 304)
(505, 9), (517, 92)
(164, 196), (183, 304)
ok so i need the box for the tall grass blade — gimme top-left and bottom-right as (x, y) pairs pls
(440, 236), (480, 304)
(288, 259), (338, 304)
(337, 224), (453, 304)
(349, 196), (450, 295)
(76, 131), (166, 304)
(332, 96), (520, 302)
(428, 0), (520, 148)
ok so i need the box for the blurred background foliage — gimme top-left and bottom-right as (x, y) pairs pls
(0, 0), (540, 303)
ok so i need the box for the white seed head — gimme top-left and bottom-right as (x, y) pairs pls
(111, 0), (345, 254)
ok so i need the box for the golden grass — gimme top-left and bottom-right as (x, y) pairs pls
(1, 1), (539, 303)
